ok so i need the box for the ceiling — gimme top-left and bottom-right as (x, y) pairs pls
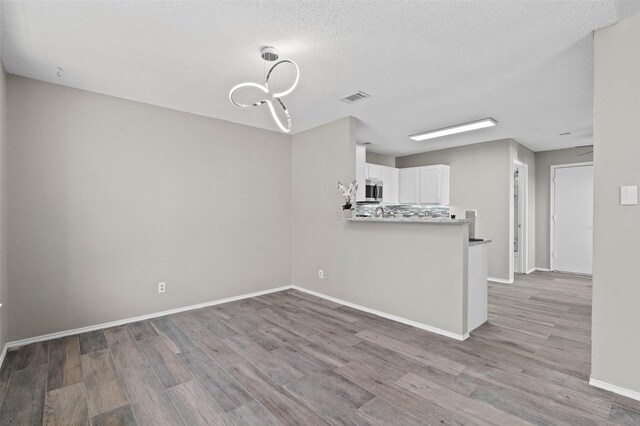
(0, 1), (634, 156)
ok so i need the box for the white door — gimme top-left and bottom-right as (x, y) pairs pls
(552, 164), (593, 274)
(513, 163), (526, 274)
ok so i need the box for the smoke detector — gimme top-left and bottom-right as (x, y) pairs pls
(340, 91), (371, 104)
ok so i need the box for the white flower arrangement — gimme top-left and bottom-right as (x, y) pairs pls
(337, 180), (358, 210)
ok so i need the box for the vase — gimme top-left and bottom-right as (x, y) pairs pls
(342, 209), (353, 219)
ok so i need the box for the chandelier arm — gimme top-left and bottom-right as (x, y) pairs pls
(229, 82), (269, 108)
(265, 99), (292, 133)
(265, 60), (300, 98)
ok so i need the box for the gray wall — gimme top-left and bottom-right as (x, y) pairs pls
(396, 140), (512, 281)
(592, 15), (640, 393)
(365, 151), (396, 167)
(0, 62), (7, 350)
(292, 117), (357, 296)
(7, 76), (292, 341)
(534, 147), (593, 270)
(292, 117), (469, 336)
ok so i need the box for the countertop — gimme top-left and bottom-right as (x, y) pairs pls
(345, 217), (491, 246)
(345, 217), (471, 224)
(469, 239), (492, 247)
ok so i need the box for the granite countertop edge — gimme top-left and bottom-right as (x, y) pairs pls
(469, 239), (492, 246)
(345, 217), (472, 224)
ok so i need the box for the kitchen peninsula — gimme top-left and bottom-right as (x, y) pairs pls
(343, 215), (490, 340)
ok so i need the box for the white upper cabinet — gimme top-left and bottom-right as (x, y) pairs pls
(399, 168), (419, 204)
(419, 165), (449, 205)
(356, 147), (447, 206)
(400, 165), (450, 205)
(355, 146), (366, 202)
(365, 163), (382, 180)
(364, 162), (399, 204)
(380, 166), (399, 204)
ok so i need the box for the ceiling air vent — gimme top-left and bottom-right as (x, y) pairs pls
(340, 91), (371, 104)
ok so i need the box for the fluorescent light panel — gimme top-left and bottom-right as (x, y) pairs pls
(410, 118), (497, 141)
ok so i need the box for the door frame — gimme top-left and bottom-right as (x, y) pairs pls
(512, 160), (528, 276)
(549, 161), (594, 272)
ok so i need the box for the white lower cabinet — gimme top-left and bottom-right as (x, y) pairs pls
(468, 242), (489, 332)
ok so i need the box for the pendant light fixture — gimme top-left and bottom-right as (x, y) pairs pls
(229, 47), (300, 133)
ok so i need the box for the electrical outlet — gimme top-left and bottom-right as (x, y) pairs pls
(318, 269), (324, 279)
(158, 282), (166, 293)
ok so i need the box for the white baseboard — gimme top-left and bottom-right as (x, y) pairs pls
(590, 377), (640, 402)
(493, 269), (551, 279)
(4, 285), (291, 350)
(3, 281), (470, 364)
(291, 285), (468, 341)
(488, 277), (514, 284)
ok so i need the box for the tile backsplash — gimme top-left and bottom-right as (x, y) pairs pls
(356, 204), (450, 218)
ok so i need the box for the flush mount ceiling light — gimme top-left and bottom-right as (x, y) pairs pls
(409, 118), (497, 141)
(229, 47), (300, 133)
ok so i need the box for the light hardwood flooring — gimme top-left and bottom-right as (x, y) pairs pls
(1, 272), (640, 425)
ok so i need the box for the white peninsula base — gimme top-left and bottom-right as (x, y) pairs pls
(468, 241), (491, 332)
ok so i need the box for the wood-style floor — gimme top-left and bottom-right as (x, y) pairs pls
(1, 272), (640, 425)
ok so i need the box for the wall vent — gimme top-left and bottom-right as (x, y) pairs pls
(340, 91), (371, 104)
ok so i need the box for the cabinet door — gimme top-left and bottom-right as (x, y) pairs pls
(380, 166), (399, 204)
(366, 163), (382, 180)
(419, 167), (441, 204)
(399, 168), (419, 204)
(438, 165), (450, 205)
(356, 146), (366, 202)
(418, 165), (450, 205)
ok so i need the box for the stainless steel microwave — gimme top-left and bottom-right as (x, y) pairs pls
(365, 179), (383, 202)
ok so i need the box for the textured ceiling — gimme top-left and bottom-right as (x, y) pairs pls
(0, 1), (630, 155)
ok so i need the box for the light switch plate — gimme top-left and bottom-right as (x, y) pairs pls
(620, 185), (638, 205)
